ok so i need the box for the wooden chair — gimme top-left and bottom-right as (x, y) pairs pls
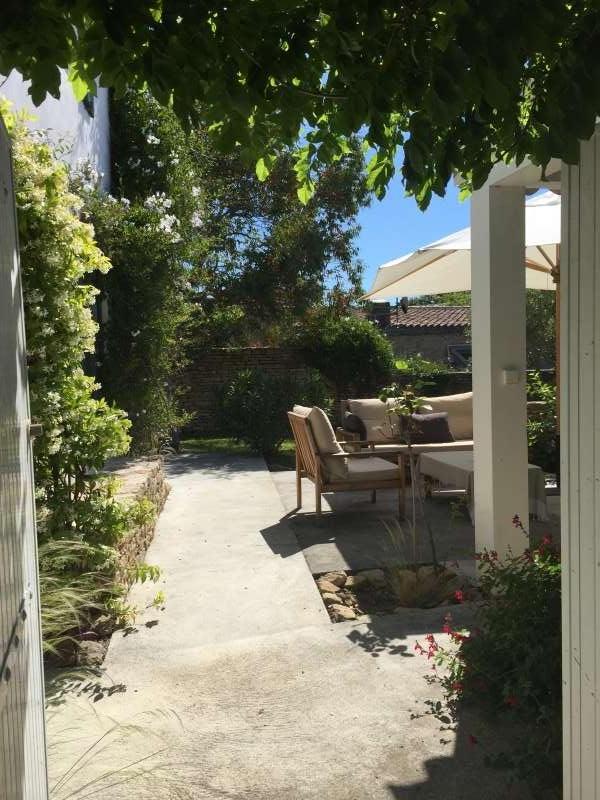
(288, 411), (407, 517)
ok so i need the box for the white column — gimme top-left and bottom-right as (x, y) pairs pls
(561, 130), (600, 800)
(471, 181), (529, 555)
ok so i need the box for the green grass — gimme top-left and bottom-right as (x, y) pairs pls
(180, 436), (296, 470)
(181, 436), (254, 455)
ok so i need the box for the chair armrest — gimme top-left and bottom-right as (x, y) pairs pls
(329, 450), (404, 459)
(336, 439), (406, 448)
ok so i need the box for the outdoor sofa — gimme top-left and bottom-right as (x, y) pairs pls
(338, 392), (474, 457)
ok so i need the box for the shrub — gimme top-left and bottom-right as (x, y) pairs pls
(81, 192), (192, 453)
(294, 310), (395, 397)
(4, 103), (132, 537)
(218, 368), (331, 454)
(395, 354), (448, 376)
(527, 371), (558, 474)
(419, 523), (561, 796)
(3, 102), (157, 655)
(76, 89), (201, 454)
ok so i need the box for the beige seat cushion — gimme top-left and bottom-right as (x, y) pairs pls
(421, 392), (473, 441)
(347, 456), (400, 482)
(293, 405), (346, 480)
(348, 398), (398, 442)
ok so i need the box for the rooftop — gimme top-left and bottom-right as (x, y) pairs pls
(365, 304), (471, 329)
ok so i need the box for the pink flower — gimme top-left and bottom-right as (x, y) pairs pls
(454, 590), (464, 603)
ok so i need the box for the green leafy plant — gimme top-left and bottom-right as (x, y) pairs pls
(395, 354), (448, 377)
(217, 368), (331, 455)
(3, 102), (164, 656)
(380, 382), (439, 568)
(418, 520), (561, 796)
(527, 371), (558, 474)
(6, 2), (600, 209)
(81, 189), (192, 455)
(295, 310), (395, 398)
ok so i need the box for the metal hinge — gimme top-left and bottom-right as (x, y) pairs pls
(0, 592), (30, 714)
(29, 422), (43, 438)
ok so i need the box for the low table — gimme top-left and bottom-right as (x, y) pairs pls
(418, 451), (549, 523)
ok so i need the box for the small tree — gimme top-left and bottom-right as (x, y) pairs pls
(217, 368), (331, 455)
(79, 90), (198, 453)
(294, 310), (395, 399)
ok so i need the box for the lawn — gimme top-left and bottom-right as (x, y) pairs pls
(181, 437), (296, 471)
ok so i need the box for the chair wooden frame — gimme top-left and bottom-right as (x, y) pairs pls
(288, 411), (406, 517)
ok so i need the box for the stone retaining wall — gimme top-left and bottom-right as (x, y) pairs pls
(105, 457), (170, 582)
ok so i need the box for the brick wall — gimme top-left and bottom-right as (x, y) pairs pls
(182, 346), (313, 434)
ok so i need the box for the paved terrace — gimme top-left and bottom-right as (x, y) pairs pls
(46, 454), (554, 799)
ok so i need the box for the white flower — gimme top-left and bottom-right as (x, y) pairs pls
(191, 186), (201, 198)
(156, 160), (164, 167)
(144, 192), (172, 211)
(146, 133), (160, 145)
(191, 211), (203, 227)
(158, 213), (179, 234)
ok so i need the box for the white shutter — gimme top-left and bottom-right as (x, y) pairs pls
(0, 118), (49, 799)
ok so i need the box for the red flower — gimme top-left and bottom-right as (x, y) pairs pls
(542, 534), (553, 546)
(454, 590), (464, 603)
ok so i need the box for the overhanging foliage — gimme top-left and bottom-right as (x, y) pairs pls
(2, 2), (599, 206)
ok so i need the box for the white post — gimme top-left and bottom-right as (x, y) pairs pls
(561, 131), (600, 800)
(471, 181), (529, 555)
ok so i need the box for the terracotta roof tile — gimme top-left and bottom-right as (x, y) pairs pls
(388, 305), (471, 329)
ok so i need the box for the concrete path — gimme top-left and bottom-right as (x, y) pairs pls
(46, 455), (530, 800)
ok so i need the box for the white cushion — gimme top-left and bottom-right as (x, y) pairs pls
(347, 457), (401, 482)
(293, 404), (311, 417)
(293, 406), (347, 480)
(420, 392), (473, 441)
(348, 398), (397, 442)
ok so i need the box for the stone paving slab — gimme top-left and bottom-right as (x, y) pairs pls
(269, 471), (561, 576)
(46, 454), (533, 800)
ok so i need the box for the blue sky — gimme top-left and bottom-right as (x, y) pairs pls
(356, 175), (470, 294)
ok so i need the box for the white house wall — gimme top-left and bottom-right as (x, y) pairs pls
(0, 70), (110, 188)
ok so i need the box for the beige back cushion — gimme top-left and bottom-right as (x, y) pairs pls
(347, 398), (397, 442)
(293, 405), (346, 480)
(421, 392), (473, 440)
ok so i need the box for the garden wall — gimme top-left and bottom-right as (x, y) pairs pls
(182, 346), (314, 434)
(182, 344), (556, 435)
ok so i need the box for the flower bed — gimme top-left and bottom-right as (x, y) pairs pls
(315, 565), (474, 622)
